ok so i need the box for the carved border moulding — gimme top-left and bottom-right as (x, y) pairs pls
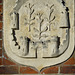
(3, 0), (74, 71)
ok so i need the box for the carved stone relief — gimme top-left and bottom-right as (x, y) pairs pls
(4, 0), (74, 70)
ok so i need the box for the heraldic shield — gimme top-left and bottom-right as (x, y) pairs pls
(3, 0), (74, 71)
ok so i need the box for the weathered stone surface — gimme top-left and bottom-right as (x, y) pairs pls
(3, 0), (74, 71)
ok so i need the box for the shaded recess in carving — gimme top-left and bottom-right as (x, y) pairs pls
(10, 12), (20, 49)
(62, 0), (65, 6)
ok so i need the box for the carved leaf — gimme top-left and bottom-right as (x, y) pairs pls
(49, 9), (54, 20)
(32, 34), (39, 37)
(31, 9), (34, 16)
(30, 22), (35, 25)
(34, 28), (39, 32)
(41, 34), (48, 38)
(25, 22), (28, 25)
(49, 16), (55, 23)
(41, 26), (48, 33)
(31, 17), (35, 20)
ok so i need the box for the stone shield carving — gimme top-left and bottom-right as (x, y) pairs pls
(4, 0), (74, 71)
